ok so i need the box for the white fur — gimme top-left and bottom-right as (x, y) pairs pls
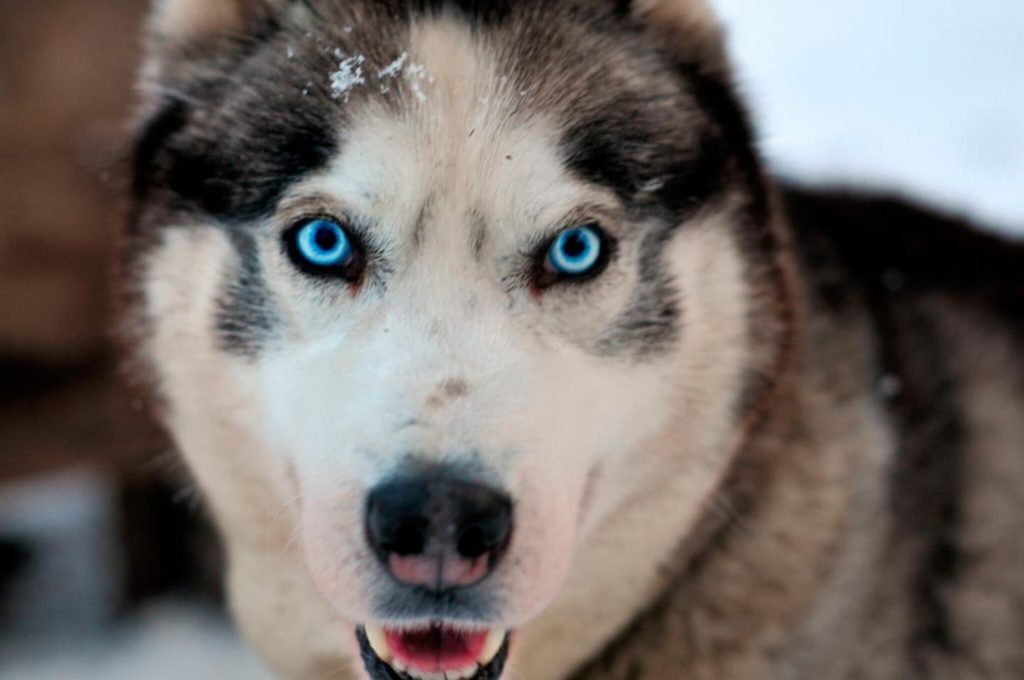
(141, 14), (755, 680)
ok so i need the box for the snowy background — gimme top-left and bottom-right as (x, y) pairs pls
(716, 0), (1024, 234)
(1, 2), (1021, 679)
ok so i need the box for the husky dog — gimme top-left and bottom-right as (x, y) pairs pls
(122, 1), (1024, 678)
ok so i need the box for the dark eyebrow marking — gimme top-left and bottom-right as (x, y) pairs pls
(560, 109), (729, 221)
(650, 133), (729, 217)
(562, 117), (641, 203)
(130, 82), (339, 226)
(161, 112), (339, 224)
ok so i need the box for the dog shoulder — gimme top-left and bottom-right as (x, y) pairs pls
(783, 184), (1024, 677)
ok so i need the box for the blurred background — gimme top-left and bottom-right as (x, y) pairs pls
(0, 1), (1020, 678)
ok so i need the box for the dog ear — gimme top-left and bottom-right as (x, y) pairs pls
(150, 0), (278, 42)
(622, 0), (730, 78)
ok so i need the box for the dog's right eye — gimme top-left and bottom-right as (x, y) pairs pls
(284, 218), (364, 281)
(547, 225), (603, 276)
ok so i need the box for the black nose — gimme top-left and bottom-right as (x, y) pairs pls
(365, 476), (513, 588)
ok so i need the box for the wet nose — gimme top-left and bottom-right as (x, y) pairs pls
(365, 476), (513, 589)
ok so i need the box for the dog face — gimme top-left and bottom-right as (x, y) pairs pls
(127, 1), (787, 678)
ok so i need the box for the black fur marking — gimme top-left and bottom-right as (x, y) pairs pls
(132, 98), (337, 225)
(470, 212), (487, 255)
(675, 70), (781, 421)
(159, 111), (338, 224)
(783, 187), (1024, 333)
(131, 98), (191, 209)
(131, 17), (348, 226)
(129, 0), (769, 365)
(609, 0), (635, 18)
(879, 304), (965, 666)
(679, 64), (771, 228)
(215, 229), (281, 357)
(559, 52), (768, 359)
(562, 115), (640, 204)
(596, 225), (682, 357)
(782, 187), (997, 668)
(411, 195), (436, 250)
(561, 107), (729, 223)
(559, 88), (742, 360)
(651, 134), (731, 219)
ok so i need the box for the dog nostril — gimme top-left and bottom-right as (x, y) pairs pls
(366, 480), (432, 560)
(457, 525), (488, 558)
(391, 523), (426, 556)
(456, 509), (512, 559)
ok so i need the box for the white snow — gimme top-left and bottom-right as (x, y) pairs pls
(714, 0), (1024, 235)
(331, 51), (430, 102)
(329, 52), (366, 100)
(379, 52), (410, 80)
(640, 177), (666, 193)
(404, 61), (429, 102)
(0, 471), (271, 680)
(378, 52), (410, 93)
(0, 600), (273, 680)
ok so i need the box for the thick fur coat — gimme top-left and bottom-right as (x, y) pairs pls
(123, 1), (1024, 678)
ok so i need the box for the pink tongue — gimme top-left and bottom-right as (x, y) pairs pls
(385, 626), (489, 673)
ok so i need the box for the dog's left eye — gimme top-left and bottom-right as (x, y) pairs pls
(544, 224), (606, 279)
(285, 218), (363, 280)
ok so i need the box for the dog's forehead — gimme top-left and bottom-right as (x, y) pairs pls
(136, 2), (716, 235)
(310, 18), (607, 241)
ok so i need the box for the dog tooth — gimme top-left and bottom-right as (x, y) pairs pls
(479, 628), (506, 665)
(365, 625), (392, 661)
(407, 672), (441, 680)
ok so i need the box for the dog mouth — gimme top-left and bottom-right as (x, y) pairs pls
(357, 624), (511, 680)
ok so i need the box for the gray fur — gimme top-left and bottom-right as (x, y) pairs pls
(123, 2), (1024, 679)
(216, 228), (282, 357)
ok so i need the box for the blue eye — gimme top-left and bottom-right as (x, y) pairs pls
(290, 218), (355, 271)
(547, 225), (603, 276)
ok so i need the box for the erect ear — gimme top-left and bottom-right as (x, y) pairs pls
(150, 0), (278, 42)
(625, 0), (730, 78)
